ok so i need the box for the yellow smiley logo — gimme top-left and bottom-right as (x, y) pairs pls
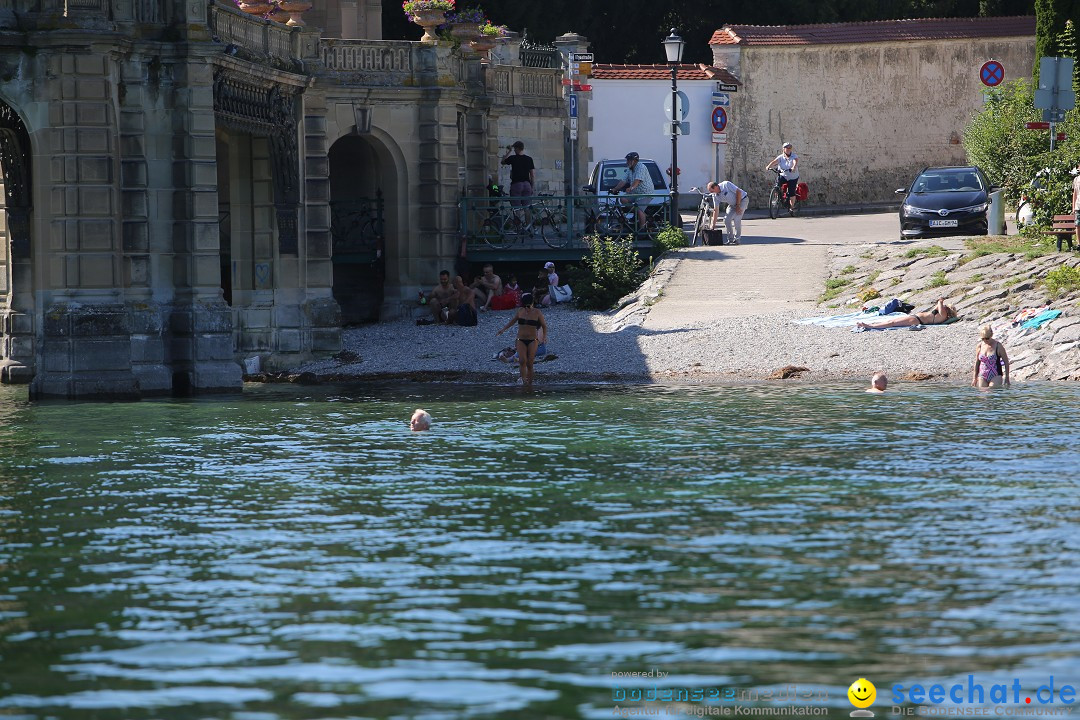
(848, 678), (876, 709)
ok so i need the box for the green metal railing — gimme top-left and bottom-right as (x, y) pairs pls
(458, 192), (671, 253)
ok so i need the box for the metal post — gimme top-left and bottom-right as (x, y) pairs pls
(670, 63), (679, 228)
(1051, 120), (1057, 152)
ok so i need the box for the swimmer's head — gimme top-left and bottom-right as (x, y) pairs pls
(979, 325), (993, 340)
(871, 372), (888, 391)
(410, 408), (432, 431)
(521, 292), (534, 307)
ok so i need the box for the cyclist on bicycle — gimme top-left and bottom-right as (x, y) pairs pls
(765, 142), (799, 214)
(609, 151), (654, 230)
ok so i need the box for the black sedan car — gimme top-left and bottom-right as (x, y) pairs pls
(896, 166), (997, 239)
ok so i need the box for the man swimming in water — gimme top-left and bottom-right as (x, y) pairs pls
(856, 297), (956, 330)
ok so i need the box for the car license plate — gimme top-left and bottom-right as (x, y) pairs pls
(929, 219), (959, 228)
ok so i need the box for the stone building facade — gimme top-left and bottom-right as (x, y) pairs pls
(710, 16), (1037, 207)
(0, 0), (568, 399)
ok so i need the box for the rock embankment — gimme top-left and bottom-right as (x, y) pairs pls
(825, 243), (1080, 381)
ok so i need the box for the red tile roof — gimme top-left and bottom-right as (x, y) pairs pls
(709, 15), (1035, 46)
(591, 63), (740, 84)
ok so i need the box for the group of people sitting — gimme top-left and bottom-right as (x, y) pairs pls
(423, 262), (565, 326)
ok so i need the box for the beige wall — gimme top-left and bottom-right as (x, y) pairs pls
(722, 37), (1036, 207)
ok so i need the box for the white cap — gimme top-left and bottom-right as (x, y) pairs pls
(782, 141), (792, 148)
(544, 262), (555, 269)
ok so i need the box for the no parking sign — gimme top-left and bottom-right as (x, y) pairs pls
(711, 106), (728, 133)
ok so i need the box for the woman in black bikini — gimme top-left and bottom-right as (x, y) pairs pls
(496, 292), (548, 385)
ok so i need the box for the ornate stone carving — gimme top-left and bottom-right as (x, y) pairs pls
(212, 70), (301, 254)
(0, 102), (32, 261)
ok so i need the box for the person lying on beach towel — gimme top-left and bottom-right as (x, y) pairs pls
(856, 297), (957, 330)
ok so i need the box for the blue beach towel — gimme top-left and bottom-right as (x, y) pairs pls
(796, 311), (911, 328)
(1019, 309), (1061, 329)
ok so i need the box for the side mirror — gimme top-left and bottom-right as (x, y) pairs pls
(894, 188), (907, 195)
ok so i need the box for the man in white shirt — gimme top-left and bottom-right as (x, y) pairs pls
(766, 142), (800, 214)
(706, 180), (748, 244)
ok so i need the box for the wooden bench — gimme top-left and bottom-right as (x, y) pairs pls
(1052, 214), (1076, 252)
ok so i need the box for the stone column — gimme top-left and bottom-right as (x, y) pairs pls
(299, 93), (340, 359)
(554, 32), (589, 193)
(30, 52), (141, 399)
(169, 56), (241, 395)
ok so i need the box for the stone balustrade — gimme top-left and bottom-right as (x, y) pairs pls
(486, 65), (562, 106)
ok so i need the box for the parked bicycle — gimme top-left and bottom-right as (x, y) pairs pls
(593, 190), (667, 241)
(688, 186), (723, 246)
(768, 167), (808, 219)
(477, 195), (568, 249)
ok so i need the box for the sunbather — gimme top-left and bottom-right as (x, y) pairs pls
(856, 298), (956, 330)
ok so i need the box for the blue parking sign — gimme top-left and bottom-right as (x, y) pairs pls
(569, 94), (578, 118)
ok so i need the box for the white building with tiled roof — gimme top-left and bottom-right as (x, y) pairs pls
(587, 64), (741, 204)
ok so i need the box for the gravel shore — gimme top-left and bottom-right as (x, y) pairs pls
(293, 214), (1080, 386)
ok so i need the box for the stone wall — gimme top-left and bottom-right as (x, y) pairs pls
(721, 37), (1036, 207)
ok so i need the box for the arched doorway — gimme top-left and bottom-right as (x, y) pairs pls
(0, 99), (33, 384)
(328, 134), (392, 324)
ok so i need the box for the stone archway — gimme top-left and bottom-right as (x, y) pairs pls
(328, 133), (402, 323)
(0, 98), (33, 385)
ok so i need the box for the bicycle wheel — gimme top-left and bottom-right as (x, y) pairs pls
(769, 187), (782, 219)
(539, 205), (569, 249)
(691, 203), (707, 246)
(479, 214), (513, 249)
(596, 211), (628, 239)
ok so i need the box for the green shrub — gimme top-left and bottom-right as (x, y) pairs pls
(841, 264), (856, 274)
(574, 235), (645, 309)
(927, 270), (948, 288)
(903, 245), (948, 258)
(1045, 263), (1080, 296)
(820, 277), (851, 302)
(866, 270), (882, 284)
(653, 223), (688, 252)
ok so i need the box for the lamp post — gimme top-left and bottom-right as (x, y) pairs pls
(663, 28), (685, 228)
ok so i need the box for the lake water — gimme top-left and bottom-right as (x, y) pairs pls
(1, 381), (1079, 720)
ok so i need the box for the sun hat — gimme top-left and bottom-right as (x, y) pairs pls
(544, 261), (555, 269)
(782, 142), (793, 148)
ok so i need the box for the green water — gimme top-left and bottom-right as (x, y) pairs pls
(0, 381), (1078, 720)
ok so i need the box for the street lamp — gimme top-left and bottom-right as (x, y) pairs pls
(663, 28), (685, 228)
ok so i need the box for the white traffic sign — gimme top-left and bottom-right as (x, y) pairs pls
(662, 121), (690, 135)
(663, 90), (690, 120)
(712, 132), (728, 144)
(712, 92), (730, 106)
(572, 52), (594, 62)
(570, 127), (578, 140)
(569, 117), (577, 130)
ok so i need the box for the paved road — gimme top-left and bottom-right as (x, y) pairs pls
(645, 211), (928, 328)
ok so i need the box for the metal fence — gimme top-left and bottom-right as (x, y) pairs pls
(459, 192), (673, 253)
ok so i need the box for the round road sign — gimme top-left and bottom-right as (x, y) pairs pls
(711, 106), (728, 133)
(980, 60), (1004, 87)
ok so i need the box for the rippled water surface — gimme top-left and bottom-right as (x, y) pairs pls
(1, 381), (1079, 719)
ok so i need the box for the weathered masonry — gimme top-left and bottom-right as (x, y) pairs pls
(0, 0), (570, 399)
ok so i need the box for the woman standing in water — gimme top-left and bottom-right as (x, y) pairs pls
(496, 292), (548, 385)
(972, 325), (1010, 388)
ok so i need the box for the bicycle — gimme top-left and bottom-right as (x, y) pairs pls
(478, 195), (567, 249)
(768, 167), (807, 219)
(688, 187), (722, 246)
(593, 190), (666, 241)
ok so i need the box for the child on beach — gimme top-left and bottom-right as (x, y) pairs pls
(972, 325), (1010, 388)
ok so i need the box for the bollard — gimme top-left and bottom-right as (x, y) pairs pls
(988, 189), (1005, 235)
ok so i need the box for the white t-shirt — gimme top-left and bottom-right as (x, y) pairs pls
(712, 181), (745, 208)
(774, 152), (799, 180)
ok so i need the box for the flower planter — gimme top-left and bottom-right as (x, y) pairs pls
(276, 0), (312, 26)
(469, 37), (496, 55)
(449, 22), (481, 44)
(410, 8), (447, 44)
(238, 0), (275, 15)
